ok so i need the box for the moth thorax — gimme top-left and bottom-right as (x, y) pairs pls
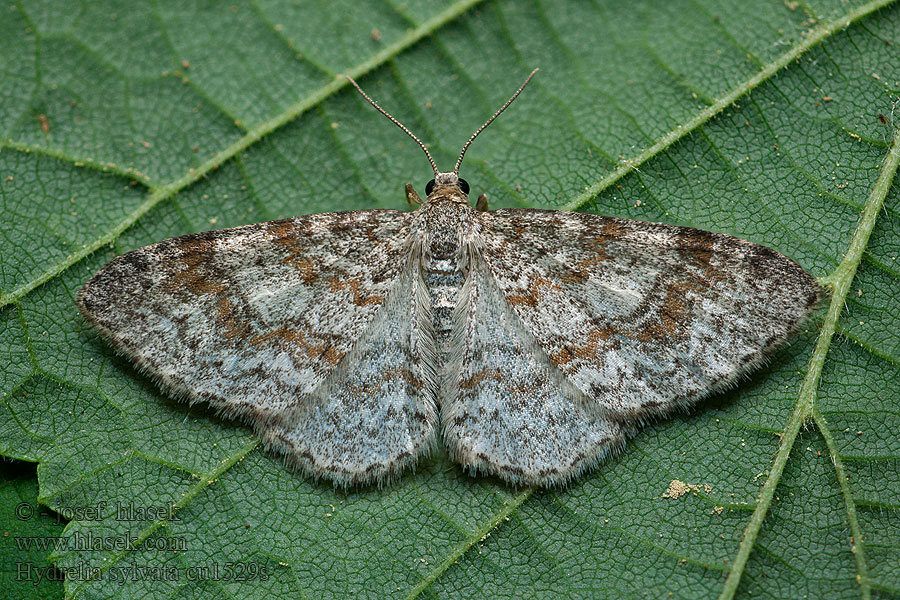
(428, 227), (461, 261)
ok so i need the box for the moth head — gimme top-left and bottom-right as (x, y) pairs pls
(345, 68), (538, 201)
(426, 173), (469, 197)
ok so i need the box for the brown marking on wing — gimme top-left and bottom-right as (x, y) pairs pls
(284, 257), (318, 284)
(506, 376), (549, 398)
(278, 248), (321, 284)
(552, 223), (620, 285)
(675, 228), (728, 285)
(594, 219), (628, 243)
(266, 219), (302, 239)
(320, 347), (345, 366)
(550, 326), (620, 366)
(362, 220), (381, 241)
(506, 277), (564, 307)
(368, 366), (424, 390)
(558, 269), (589, 285)
(569, 251), (609, 283)
(268, 229), (317, 277)
(689, 247), (718, 285)
(265, 220), (329, 279)
(250, 327), (345, 366)
(167, 239), (229, 297)
(214, 296), (254, 340)
(460, 368), (504, 390)
(506, 292), (538, 307)
(395, 367), (426, 390)
(637, 280), (693, 343)
(327, 277), (385, 306)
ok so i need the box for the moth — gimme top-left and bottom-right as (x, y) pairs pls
(77, 70), (821, 487)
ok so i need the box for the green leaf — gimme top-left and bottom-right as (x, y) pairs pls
(0, 460), (66, 599)
(1, 0), (898, 598)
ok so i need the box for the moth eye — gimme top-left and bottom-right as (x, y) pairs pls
(425, 179), (435, 195)
(458, 178), (470, 194)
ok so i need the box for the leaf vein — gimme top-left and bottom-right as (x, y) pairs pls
(812, 405), (872, 599)
(404, 488), (532, 599)
(63, 440), (259, 598)
(561, 0), (897, 212)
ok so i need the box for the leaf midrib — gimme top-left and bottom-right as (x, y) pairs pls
(717, 112), (900, 600)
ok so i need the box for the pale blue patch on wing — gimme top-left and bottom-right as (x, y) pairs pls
(442, 256), (624, 486)
(263, 253), (438, 486)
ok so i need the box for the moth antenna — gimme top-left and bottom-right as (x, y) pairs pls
(344, 75), (439, 176)
(454, 68), (539, 175)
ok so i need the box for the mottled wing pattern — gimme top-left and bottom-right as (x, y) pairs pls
(78, 210), (437, 485)
(442, 250), (626, 486)
(478, 209), (822, 423)
(261, 237), (439, 485)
